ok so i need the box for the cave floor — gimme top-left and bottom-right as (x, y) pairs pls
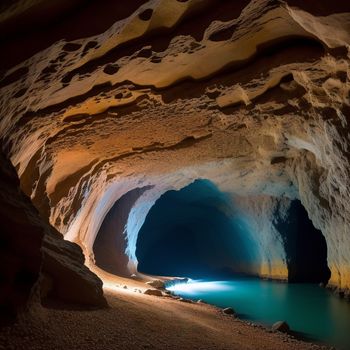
(0, 277), (331, 350)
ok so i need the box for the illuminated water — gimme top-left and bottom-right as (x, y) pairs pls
(167, 278), (350, 349)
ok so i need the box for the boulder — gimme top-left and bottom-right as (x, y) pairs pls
(0, 149), (107, 322)
(144, 289), (163, 296)
(223, 307), (236, 315)
(41, 229), (107, 307)
(272, 321), (290, 333)
(146, 279), (165, 289)
(178, 298), (192, 303)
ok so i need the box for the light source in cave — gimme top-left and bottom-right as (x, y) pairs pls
(167, 280), (232, 294)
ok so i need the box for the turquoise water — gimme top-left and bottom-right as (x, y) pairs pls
(167, 278), (350, 349)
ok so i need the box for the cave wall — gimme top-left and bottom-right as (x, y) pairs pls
(274, 200), (331, 283)
(93, 186), (151, 276)
(0, 0), (349, 293)
(0, 148), (106, 325)
(0, 148), (43, 325)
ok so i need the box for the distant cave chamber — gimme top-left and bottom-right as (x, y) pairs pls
(94, 180), (330, 284)
(274, 200), (331, 284)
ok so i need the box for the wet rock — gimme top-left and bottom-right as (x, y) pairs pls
(223, 307), (236, 315)
(272, 321), (290, 333)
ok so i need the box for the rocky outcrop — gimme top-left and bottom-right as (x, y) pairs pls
(223, 307), (236, 315)
(93, 186), (151, 277)
(144, 289), (163, 296)
(146, 280), (166, 289)
(0, 149), (106, 325)
(41, 229), (107, 307)
(0, 0), (349, 293)
(0, 148), (42, 325)
(272, 321), (290, 333)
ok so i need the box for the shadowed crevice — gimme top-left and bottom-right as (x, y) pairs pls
(93, 186), (152, 276)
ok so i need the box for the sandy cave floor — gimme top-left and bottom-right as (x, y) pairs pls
(0, 271), (334, 350)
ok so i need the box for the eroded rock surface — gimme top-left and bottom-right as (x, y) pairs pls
(0, 0), (350, 292)
(41, 229), (107, 307)
(0, 149), (106, 324)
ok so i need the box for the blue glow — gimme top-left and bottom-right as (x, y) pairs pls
(167, 278), (350, 350)
(136, 179), (259, 277)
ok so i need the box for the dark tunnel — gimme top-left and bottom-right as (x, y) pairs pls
(275, 200), (331, 284)
(135, 180), (330, 284)
(136, 180), (256, 278)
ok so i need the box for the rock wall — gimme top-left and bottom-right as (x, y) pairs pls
(0, 148), (42, 325)
(0, 0), (349, 293)
(0, 149), (106, 325)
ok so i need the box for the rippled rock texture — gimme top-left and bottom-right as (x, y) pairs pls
(0, 0), (349, 293)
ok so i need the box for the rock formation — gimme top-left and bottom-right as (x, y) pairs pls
(0, 148), (106, 325)
(0, 148), (42, 325)
(0, 0), (350, 296)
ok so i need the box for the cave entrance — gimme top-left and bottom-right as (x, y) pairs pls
(276, 200), (331, 284)
(136, 179), (257, 278)
(135, 180), (330, 284)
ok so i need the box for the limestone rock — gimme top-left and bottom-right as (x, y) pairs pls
(41, 229), (107, 307)
(146, 279), (165, 289)
(179, 298), (193, 303)
(0, 149), (43, 325)
(0, 149), (106, 325)
(272, 321), (290, 333)
(144, 289), (163, 297)
(223, 307), (236, 315)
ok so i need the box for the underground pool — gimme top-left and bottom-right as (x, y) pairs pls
(134, 179), (347, 349)
(167, 278), (350, 350)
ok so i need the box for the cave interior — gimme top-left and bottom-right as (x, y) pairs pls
(93, 179), (331, 284)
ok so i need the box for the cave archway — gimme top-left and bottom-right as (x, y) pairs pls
(136, 179), (259, 278)
(275, 200), (331, 284)
(135, 180), (331, 284)
(93, 186), (152, 276)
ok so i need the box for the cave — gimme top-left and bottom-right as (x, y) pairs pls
(93, 186), (152, 277)
(136, 180), (331, 284)
(275, 200), (331, 284)
(1, 0), (350, 349)
(136, 180), (255, 278)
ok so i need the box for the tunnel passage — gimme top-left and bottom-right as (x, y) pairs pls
(135, 180), (331, 283)
(136, 180), (257, 278)
(274, 200), (331, 284)
(93, 186), (152, 276)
